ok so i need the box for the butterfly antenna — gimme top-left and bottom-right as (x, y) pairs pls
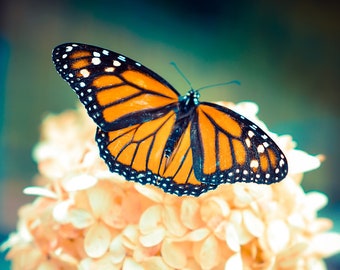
(170, 62), (194, 89)
(196, 80), (241, 92)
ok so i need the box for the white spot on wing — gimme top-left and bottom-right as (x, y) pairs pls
(105, 67), (115, 72)
(118, 55), (126, 61)
(92, 57), (101, 65)
(248, 130), (255, 138)
(80, 69), (90, 78)
(250, 160), (259, 168)
(113, 60), (121, 66)
(257, 145), (265, 153)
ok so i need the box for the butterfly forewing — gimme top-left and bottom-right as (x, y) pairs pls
(52, 43), (179, 131)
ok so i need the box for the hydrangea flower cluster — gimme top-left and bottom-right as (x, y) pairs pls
(2, 102), (340, 270)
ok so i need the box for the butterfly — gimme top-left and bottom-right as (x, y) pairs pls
(52, 43), (288, 196)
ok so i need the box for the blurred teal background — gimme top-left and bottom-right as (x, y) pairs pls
(0, 0), (339, 268)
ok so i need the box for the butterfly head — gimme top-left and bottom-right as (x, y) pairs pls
(180, 89), (200, 106)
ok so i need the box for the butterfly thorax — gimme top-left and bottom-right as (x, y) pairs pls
(164, 90), (199, 158)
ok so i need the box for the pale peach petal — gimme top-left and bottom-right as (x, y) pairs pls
(140, 256), (172, 270)
(62, 174), (97, 191)
(87, 182), (118, 218)
(210, 197), (230, 217)
(162, 205), (187, 237)
(214, 220), (228, 240)
(122, 258), (143, 270)
(121, 225), (139, 250)
(23, 187), (57, 199)
(277, 242), (308, 261)
(84, 223), (111, 258)
(224, 252), (243, 270)
(134, 183), (164, 203)
(287, 213), (305, 229)
(109, 236), (126, 264)
(79, 255), (120, 270)
(243, 209), (264, 237)
(266, 220), (290, 254)
(200, 198), (229, 228)
(229, 210), (253, 244)
(161, 240), (187, 269)
(180, 198), (202, 229)
(68, 209), (95, 229)
(287, 149), (321, 174)
(197, 235), (220, 269)
(139, 205), (162, 234)
(53, 200), (73, 223)
(306, 218), (332, 234)
(234, 102), (259, 118)
(178, 228), (210, 242)
(139, 227), (166, 247)
(308, 232), (340, 257)
(304, 191), (328, 212)
(225, 223), (240, 252)
(232, 184), (254, 207)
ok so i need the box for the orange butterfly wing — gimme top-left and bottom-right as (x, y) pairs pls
(191, 103), (287, 184)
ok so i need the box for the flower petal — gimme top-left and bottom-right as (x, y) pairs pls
(162, 205), (187, 237)
(225, 252), (243, 270)
(197, 235), (220, 269)
(122, 258), (143, 270)
(180, 198), (202, 230)
(87, 182), (117, 218)
(23, 187), (57, 199)
(287, 149), (321, 174)
(122, 225), (139, 250)
(266, 220), (290, 254)
(84, 223), (111, 258)
(139, 227), (165, 247)
(68, 209), (94, 229)
(63, 174), (97, 191)
(243, 209), (264, 237)
(139, 205), (162, 234)
(225, 223), (240, 252)
(140, 256), (172, 270)
(161, 240), (187, 269)
(308, 232), (340, 257)
(53, 200), (73, 223)
(109, 236), (126, 264)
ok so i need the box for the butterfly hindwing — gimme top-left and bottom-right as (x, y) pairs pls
(95, 114), (218, 196)
(191, 102), (288, 184)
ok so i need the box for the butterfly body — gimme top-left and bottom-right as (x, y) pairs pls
(53, 43), (288, 196)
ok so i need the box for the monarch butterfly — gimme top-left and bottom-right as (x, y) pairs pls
(52, 43), (288, 196)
